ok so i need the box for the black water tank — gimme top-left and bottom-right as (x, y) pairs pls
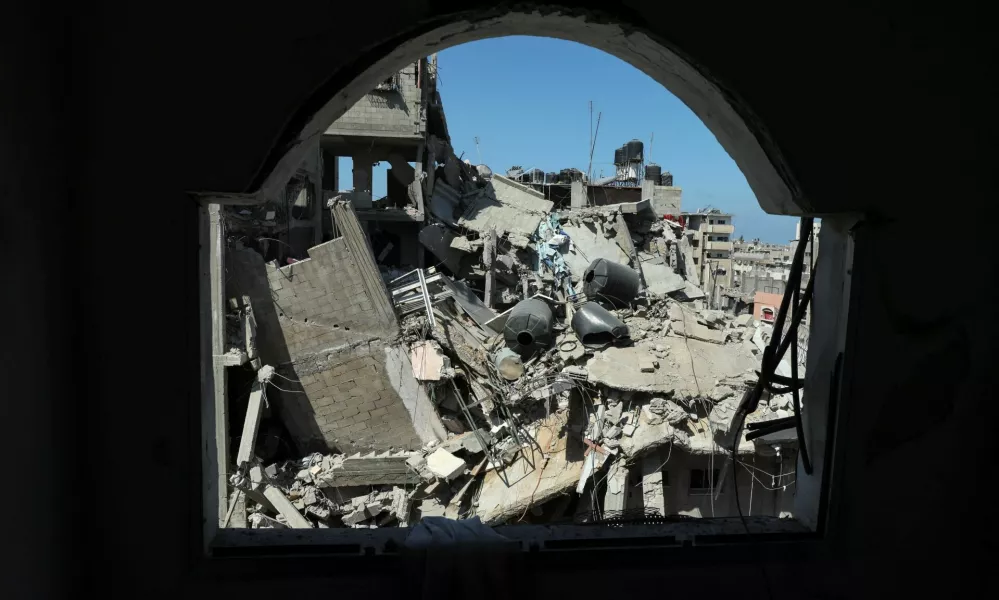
(571, 302), (631, 349)
(645, 163), (662, 182)
(661, 171), (674, 186)
(545, 172), (558, 184)
(583, 259), (641, 308)
(614, 147), (626, 166)
(626, 139), (644, 162)
(503, 298), (553, 358)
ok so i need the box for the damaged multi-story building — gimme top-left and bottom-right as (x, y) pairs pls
(213, 56), (809, 531)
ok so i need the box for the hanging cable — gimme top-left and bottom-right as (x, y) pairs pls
(731, 215), (815, 577)
(790, 272), (812, 473)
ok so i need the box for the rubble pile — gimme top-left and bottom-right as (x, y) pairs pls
(352, 153), (798, 525)
(223, 129), (800, 529)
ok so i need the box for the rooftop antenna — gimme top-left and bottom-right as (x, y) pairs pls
(473, 136), (482, 164)
(587, 111), (602, 182)
(649, 132), (654, 164)
(589, 101), (593, 167)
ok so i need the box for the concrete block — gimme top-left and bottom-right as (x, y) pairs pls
(426, 448), (466, 481)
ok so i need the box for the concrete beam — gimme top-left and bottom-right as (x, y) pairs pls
(235, 381), (265, 468)
(262, 485), (313, 529)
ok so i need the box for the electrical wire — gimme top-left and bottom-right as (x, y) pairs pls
(630, 436), (674, 487)
(270, 371), (302, 384)
(727, 216), (814, 599)
(265, 380), (308, 394)
(736, 458), (796, 492)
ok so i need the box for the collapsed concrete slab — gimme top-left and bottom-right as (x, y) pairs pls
(561, 218), (633, 278)
(456, 175), (553, 246)
(584, 339), (757, 399)
(476, 413), (584, 524)
(670, 318), (727, 344)
(641, 263), (687, 295)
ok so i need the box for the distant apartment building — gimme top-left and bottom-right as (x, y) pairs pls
(790, 219), (821, 284)
(731, 237), (793, 299)
(682, 209), (734, 306)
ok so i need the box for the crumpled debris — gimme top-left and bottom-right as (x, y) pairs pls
(227, 74), (800, 527)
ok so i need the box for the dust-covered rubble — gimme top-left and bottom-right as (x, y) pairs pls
(225, 116), (800, 528)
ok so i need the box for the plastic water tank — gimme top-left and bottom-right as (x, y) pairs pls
(614, 147), (626, 166)
(503, 298), (553, 358)
(645, 163), (662, 182)
(626, 139), (644, 162)
(583, 259), (640, 308)
(661, 171), (674, 186)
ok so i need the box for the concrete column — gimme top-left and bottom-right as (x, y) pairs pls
(603, 458), (628, 516)
(483, 227), (496, 308)
(353, 153), (373, 194)
(424, 145), (436, 204)
(321, 148), (338, 193)
(641, 452), (666, 516)
(200, 203), (229, 535)
(570, 180), (586, 209)
(310, 146), (323, 246)
(412, 143), (425, 217)
(641, 178), (655, 202)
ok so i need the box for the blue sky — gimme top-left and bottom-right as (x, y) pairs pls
(347, 36), (797, 243)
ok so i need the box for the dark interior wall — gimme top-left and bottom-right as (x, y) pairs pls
(3, 2), (989, 598)
(3, 7), (73, 600)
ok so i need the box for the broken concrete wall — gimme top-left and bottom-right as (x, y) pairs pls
(383, 345), (449, 444)
(456, 175), (554, 243)
(324, 61), (424, 138)
(228, 238), (428, 454)
(652, 186), (682, 217)
(560, 218), (633, 279)
(586, 185), (641, 206)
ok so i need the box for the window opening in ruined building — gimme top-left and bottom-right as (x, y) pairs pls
(689, 469), (721, 495)
(205, 30), (829, 549)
